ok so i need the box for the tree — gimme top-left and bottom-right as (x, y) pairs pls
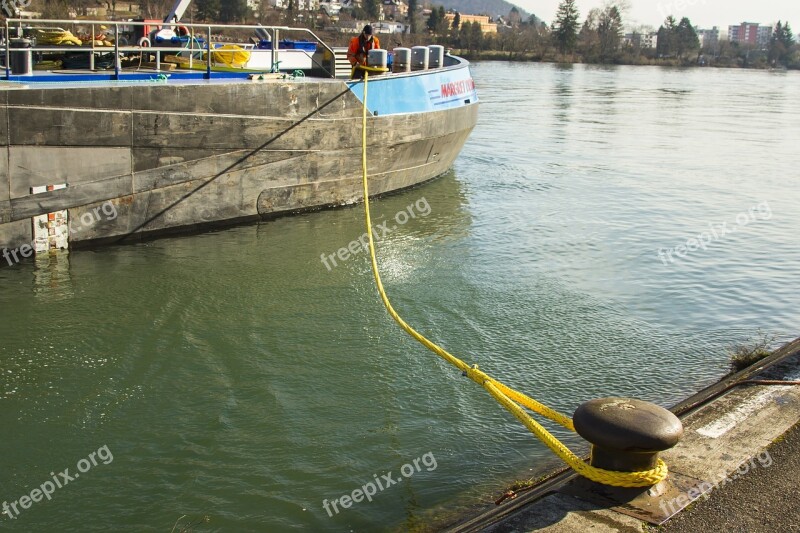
(458, 20), (471, 50)
(769, 21), (795, 66)
(675, 16), (700, 60)
(597, 5), (623, 62)
(456, 20), (483, 52)
(656, 15), (677, 57)
(452, 11), (460, 30)
(195, 0), (220, 21)
(520, 17), (548, 56)
(576, 4), (622, 63)
(407, 0), (418, 34)
(436, 6), (446, 33)
(285, 0), (294, 23)
(426, 6), (440, 32)
(578, 8), (600, 60)
(470, 19), (483, 51)
(552, 0), (579, 54)
(779, 21), (795, 48)
(219, 0), (248, 23)
(363, 0), (380, 20)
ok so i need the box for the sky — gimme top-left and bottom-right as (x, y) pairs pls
(514, 0), (800, 31)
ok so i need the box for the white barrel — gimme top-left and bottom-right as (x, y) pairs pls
(428, 45), (444, 69)
(392, 47), (411, 73)
(367, 48), (387, 70)
(410, 46), (429, 71)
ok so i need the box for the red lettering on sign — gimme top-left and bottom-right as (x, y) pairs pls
(440, 78), (475, 98)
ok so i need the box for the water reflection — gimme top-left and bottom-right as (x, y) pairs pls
(33, 250), (73, 299)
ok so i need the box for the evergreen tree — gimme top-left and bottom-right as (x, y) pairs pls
(407, 0), (418, 34)
(656, 15), (677, 57)
(470, 19), (483, 51)
(769, 21), (795, 66)
(781, 21), (795, 48)
(437, 6), (446, 33)
(452, 11), (460, 30)
(426, 6), (440, 32)
(675, 17), (700, 60)
(552, 0), (580, 54)
(458, 20), (471, 49)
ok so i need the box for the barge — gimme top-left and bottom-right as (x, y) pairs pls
(0, 17), (478, 256)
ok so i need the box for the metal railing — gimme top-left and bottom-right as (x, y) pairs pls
(3, 18), (337, 79)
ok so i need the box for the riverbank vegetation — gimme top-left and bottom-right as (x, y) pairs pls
(440, 1), (799, 70)
(728, 331), (776, 372)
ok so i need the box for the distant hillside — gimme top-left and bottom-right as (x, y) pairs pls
(434, 0), (529, 19)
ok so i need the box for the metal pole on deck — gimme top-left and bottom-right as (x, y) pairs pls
(274, 28), (279, 72)
(113, 24), (120, 79)
(90, 23), (95, 71)
(206, 25), (211, 78)
(5, 20), (10, 79)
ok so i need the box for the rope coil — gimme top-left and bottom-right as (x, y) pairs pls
(358, 72), (668, 488)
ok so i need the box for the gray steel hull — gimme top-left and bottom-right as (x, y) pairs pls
(0, 73), (477, 252)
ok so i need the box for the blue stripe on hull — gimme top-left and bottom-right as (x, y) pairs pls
(347, 62), (478, 116)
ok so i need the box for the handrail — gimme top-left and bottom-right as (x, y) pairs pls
(8, 18), (293, 31)
(4, 18), (336, 79)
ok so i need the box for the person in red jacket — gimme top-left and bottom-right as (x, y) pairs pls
(347, 25), (380, 78)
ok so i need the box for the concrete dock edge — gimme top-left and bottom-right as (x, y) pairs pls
(445, 337), (800, 532)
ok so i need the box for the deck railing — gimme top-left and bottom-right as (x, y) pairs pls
(2, 18), (337, 80)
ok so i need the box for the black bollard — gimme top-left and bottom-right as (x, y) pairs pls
(573, 397), (683, 476)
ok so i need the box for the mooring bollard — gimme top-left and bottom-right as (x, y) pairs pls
(573, 397), (683, 478)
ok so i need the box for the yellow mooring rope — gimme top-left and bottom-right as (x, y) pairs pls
(358, 72), (668, 488)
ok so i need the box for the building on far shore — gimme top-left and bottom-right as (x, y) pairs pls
(623, 32), (658, 49)
(443, 13), (497, 34)
(382, 0), (407, 20)
(696, 27), (720, 49)
(371, 21), (405, 33)
(269, 0), (317, 11)
(728, 22), (772, 49)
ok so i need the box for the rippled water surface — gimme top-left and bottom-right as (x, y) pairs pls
(1, 62), (799, 532)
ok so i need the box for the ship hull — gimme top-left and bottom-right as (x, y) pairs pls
(0, 59), (478, 252)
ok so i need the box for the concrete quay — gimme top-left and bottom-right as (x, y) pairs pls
(446, 337), (800, 532)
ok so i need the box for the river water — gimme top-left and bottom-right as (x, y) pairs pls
(1, 62), (798, 532)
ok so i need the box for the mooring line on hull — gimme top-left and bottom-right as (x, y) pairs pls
(357, 70), (667, 488)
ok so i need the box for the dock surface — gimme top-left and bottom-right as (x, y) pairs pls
(449, 338), (800, 532)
